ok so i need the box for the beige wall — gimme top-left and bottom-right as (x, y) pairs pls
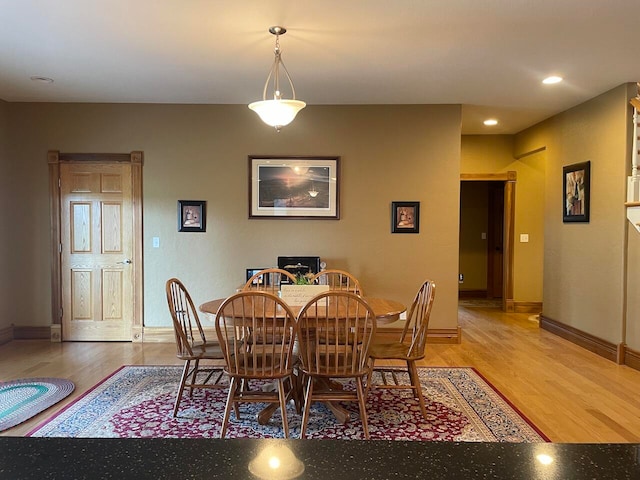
(515, 84), (634, 346)
(3, 103), (462, 332)
(0, 99), (10, 331)
(460, 135), (545, 303)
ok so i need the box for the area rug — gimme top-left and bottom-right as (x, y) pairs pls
(0, 378), (75, 432)
(28, 366), (547, 441)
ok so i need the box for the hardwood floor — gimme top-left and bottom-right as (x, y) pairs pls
(2, 305), (640, 442)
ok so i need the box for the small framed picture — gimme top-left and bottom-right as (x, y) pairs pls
(246, 268), (270, 285)
(563, 161), (590, 223)
(391, 201), (420, 233)
(178, 200), (206, 232)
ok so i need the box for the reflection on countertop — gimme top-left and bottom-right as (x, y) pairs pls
(1, 437), (639, 479)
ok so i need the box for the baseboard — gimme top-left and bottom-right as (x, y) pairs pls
(142, 327), (177, 343)
(623, 346), (640, 371)
(143, 327), (219, 343)
(513, 302), (542, 313)
(143, 326), (462, 345)
(539, 315), (618, 363)
(458, 290), (487, 299)
(13, 326), (51, 340)
(428, 327), (462, 344)
(51, 324), (61, 343)
(0, 325), (13, 345)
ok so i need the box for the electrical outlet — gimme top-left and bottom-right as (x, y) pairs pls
(459, 273), (464, 283)
(152, 237), (160, 248)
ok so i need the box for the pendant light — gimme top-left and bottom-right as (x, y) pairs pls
(249, 26), (306, 131)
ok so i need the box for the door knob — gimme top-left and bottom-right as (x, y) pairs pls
(117, 259), (132, 264)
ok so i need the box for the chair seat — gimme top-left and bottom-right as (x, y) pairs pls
(369, 342), (423, 361)
(226, 354), (290, 378)
(299, 352), (369, 377)
(178, 341), (224, 359)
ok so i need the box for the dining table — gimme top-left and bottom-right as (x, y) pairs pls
(199, 292), (406, 425)
(199, 295), (405, 325)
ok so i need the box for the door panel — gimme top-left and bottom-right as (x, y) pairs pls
(61, 163), (134, 341)
(487, 182), (505, 299)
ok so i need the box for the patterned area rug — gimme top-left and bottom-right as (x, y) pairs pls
(0, 378), (75, 432)
(28, 366), (547, 441)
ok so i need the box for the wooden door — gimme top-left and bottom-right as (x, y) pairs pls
(487, 182), (505, 299)
(60, 163), (134, 341)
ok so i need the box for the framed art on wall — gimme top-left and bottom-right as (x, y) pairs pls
(178, 200), (206, 232)
(391, 201), (420, 233)
(563, 161), (590, 223)
(246, 268), (270, 285)
(248, 156), (340, 219)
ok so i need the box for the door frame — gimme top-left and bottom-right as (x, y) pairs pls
(460, 171), (516, 311)
(48, 151), (144, 342)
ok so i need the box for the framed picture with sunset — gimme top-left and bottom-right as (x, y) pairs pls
(248, 156), (340, 219)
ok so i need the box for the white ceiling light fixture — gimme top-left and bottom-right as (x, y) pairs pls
(249, 26), (306, 132)
(542, 76), (563, 85)
(483, 118), (498, 126)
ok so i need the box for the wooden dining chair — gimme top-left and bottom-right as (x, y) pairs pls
(367, 279), (436, 420)
(165, 278), (226, 417)
(243, 268), (297, 295)
(214, 291), (298, 438)
(296, 291), (377, 439)
(310, 269), (363, 295)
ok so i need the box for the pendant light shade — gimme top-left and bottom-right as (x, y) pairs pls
(248, 99), (306, 129)
(249, 26), (306, 131)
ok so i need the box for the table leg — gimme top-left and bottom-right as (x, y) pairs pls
(257, 375), (299, 425)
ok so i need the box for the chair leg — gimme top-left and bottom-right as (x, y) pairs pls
(291, 369), (303, 414)
(220, 376), (238, 438)
(188, 359), (200, 397)
(408, 360), (428, 420)
(300, 375), (314, 439)
(276, 378), (289, 439)
(365, 361), (375, 396)
(406, 360), (418, 398)
(173, 360), (191, 417)
(356, 377), (370, 440)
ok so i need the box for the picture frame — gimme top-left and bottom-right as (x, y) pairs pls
(178, 200), (206, 232)
(249, 156), (340, 219)
(245, 268), (270, 285)
(563, 161), (590, 223)
(391, 201), (420, 233)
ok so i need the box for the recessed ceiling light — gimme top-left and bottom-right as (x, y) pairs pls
(542, 76), (563, 85)
(483, 119), (498, 126)
(30, 76), (54, 84)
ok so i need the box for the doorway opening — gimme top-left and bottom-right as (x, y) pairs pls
(48, 151), (144, 342)
(459, 173), (516, 311)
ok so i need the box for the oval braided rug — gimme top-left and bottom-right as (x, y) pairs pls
(0, 378), (75, 432)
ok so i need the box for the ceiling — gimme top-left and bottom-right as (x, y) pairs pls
(1, 0), (639, 134)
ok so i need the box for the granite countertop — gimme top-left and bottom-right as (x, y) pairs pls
(1, 438), (638, 479)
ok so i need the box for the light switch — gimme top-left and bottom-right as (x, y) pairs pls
(520, 234), (529, 243)
(152, 237), (160, 248)
(481, 232), (487, 240)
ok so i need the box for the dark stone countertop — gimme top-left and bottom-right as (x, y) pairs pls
(1, 437), (639, 479)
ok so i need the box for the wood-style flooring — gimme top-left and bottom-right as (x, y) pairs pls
(2, 305), (640, 441)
